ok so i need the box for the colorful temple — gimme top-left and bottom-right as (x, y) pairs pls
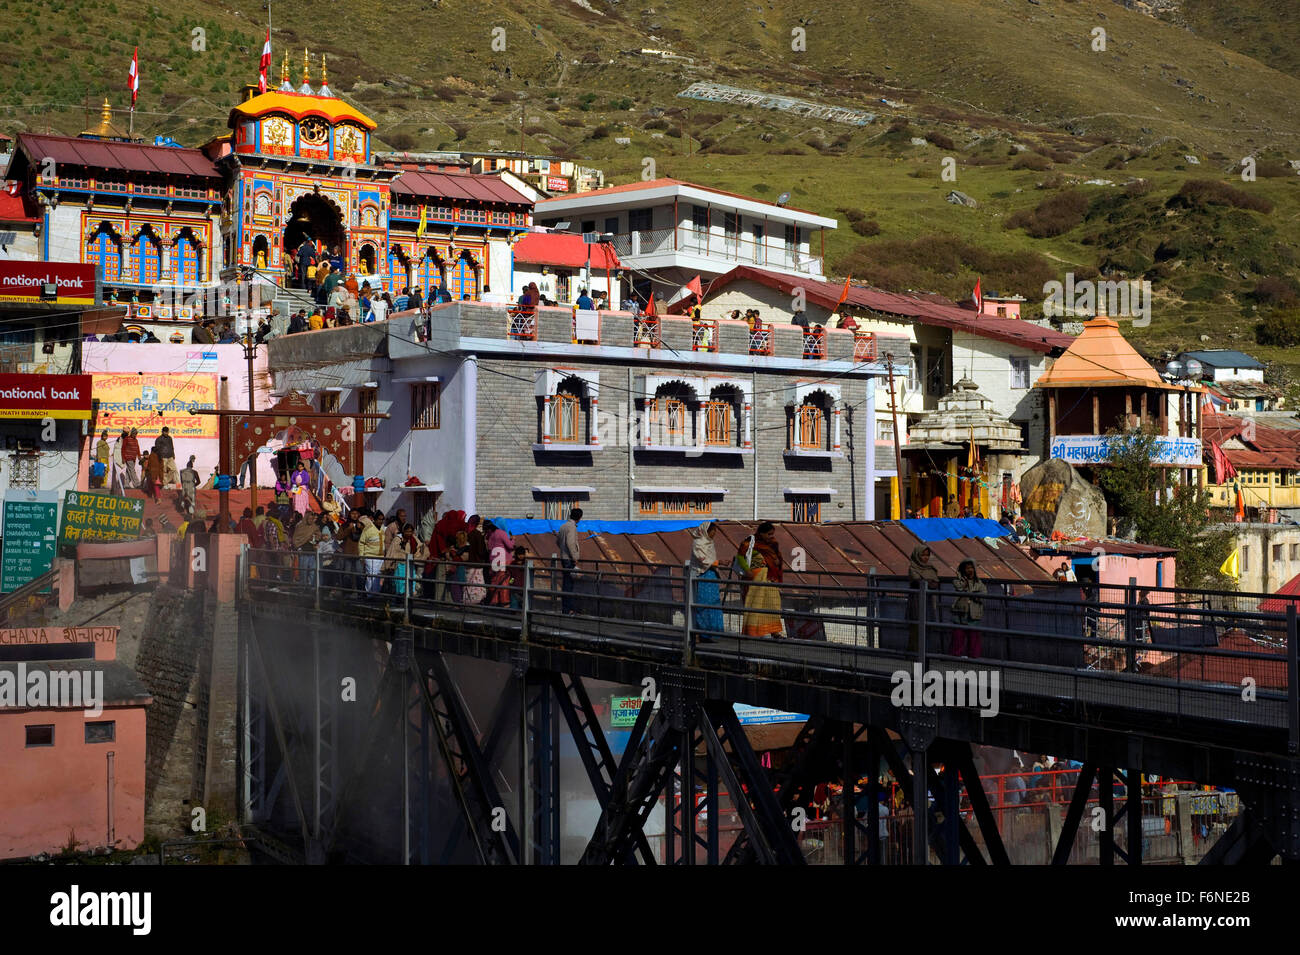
(3, 53), (532, 313)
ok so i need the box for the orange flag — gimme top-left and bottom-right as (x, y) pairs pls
(834, 275), (851, 311)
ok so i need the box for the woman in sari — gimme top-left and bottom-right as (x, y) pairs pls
(737, 522), (784, 638)
(907, 544), (941, 652)
(463, 529), (489, 604)
(690, 521), (724, 638)
(291, 463), (311, 517)
(484, 520), (514, 606)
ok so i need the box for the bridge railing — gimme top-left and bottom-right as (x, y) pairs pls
(241, 550), (1298, 734)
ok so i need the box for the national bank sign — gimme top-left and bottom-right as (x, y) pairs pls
(1050, 434), (1201, 467)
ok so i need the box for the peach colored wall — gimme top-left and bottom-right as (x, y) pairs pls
(1033, 553), (1176, 589)
(0, 705), (147, 859)
(209, 532), (244, 602)
(0, 628), (118, 661)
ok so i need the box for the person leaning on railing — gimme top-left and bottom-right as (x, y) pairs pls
(907, 545), (940, 652)
(735, 523), (784, 638)
(950, 558), (986, 659)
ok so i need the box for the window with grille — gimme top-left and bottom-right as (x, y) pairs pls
(544, 498), (577, 520)
(85, 721), (116, 743)
(359, 388), (378, 433)
(1010, 357), (1030, 390)
(794, 404), (825, 450)
(646, 397), (687, 444)
(551, 392), (581, 443)
(661, 496), (691, 516)
(704, 401), (732, 446)
(878, 419), (894, 443)
(791, 499), (820, 523)
(639, 498), (659, 515)
(320, 392), (340, 414)
(413, 491), (439, 529)
(412, 382), (440, 430)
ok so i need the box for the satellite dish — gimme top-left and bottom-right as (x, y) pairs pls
(1185, 359), (1203, 380)
(1165, 360), (1183, 380)
(776, 192), (791, 206)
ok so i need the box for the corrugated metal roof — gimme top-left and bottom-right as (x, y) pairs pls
(704, 267), (1074, 354)
(390, 169), (531, 207)
(16, 133), (220, 179)
(1180, 350), (1265, 370)
(508, 520), (1052, 585)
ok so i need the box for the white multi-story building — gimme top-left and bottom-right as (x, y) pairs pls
(534, 179), (835, 304)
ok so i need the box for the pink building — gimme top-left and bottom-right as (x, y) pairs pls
(0, 626), (151, 859)
(1029, 539), (1177, 590)
(980, 294), (1025, 320)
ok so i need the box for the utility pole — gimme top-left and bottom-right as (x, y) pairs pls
(520, 103), (525, 156)
(886, 354), (906, 519)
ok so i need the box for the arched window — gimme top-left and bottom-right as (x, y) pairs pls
(387, 245), (411, 291)
(705, 384), (742, 447)
(790, 391), (833, 451)
(358, 243), (377, 275)
(130, 226), (162, 284)
(252, 234), (269, 270)
(646, 381), (698, 447)
(416, 248), (444, 297)
(448, 249), (480, 301)
(86, 223), (122, 282)
(551, 376), (587, 444)
(172, 228), (203, 284)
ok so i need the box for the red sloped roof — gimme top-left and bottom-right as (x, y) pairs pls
(1261, 572), (1300, 613)
(15, 133), (220, 179)
(390, 170), (531, 208)
(706, 266), (1074, 354)
(1223, 448), (1300, 470)
(512, 231), (620, 269)
(0, 188), (38, 222)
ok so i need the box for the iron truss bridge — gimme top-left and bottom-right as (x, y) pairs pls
(236, 549), (1300, 865)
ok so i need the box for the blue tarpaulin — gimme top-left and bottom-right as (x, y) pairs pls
(491, 517), (710, 536)
(900, 517), (1011, 542)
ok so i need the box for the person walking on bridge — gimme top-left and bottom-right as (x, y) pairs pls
(907, 545), (940, 653)
(358, 511), (383, 596)
(737, 522), (784, 638)
(180, 455), (200, 518)
(950, 557), (986, 659)
(556, 507), (583, 615)
(690, 521), (724, 638)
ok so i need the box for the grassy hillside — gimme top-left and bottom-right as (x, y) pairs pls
(3, 0), (1299, 385)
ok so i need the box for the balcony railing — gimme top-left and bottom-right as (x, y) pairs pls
(508, 307), (537, 340)
(633, 314), (660, 346)
(691, 319), (718, 352)
(853, 332), (878, 362)
(803, 326), (827, 360)
(749, 322), (774, 356)
(606, 227), (823, 275)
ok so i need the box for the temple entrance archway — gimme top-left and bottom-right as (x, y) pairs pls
(284, 192), (346, 262)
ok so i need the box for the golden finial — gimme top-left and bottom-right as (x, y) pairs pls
(302, 48), (310, 86)
(320, 53), (327, 87)
(281, 51), (290, 85)
(101, 99), (113, 124)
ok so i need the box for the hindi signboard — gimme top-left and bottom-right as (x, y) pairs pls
(0, 261), (98, 306)
(57, 491), (144, 547)
(610, 694), (643, 727)
(1, 497), (58, 592)
(91, 372), (218, 440)
(732, 704), (809, 725)
(1049, 435), (1201, 468)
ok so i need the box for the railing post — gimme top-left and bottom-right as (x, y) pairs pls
(314, 542), (322, 611)
(1289, 604), (1298, 755)
(522, 559), (533, 644)
(1125, 577), (1138, 673)
(918, 579), (928, 670)
(683, 560), (694, 666)
(866, 566), (877, 650)
(403, 554), (412, 624)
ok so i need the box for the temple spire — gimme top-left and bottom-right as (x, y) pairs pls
(279, 50), (292, 91)
(319, 53), (332, 97)
(299, 48), (313, 94)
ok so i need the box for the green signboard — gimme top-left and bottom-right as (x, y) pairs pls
(57, 490), (145, 548)
(1, 499), (58, 593)
(610, 695), (644, 727)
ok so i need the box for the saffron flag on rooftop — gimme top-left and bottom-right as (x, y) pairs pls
(258, 29), (271, 93)
(644, 291), (655, 316)
(1219, 547), (1240, 580)
(834, 275), (851, 311)
(128, 47), (139, 108)
(686, 275), (702, 300)
(972, 276), (982, 315)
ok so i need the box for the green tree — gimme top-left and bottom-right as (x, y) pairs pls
(1096, 425), (1233, 590)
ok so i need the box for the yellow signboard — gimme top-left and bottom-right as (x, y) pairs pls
(92, 373), (218, 439)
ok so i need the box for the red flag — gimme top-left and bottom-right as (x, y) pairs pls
(128, 47), (139, 107)
(258, 29), (272, 93)
(834, 275), (851, 311)
(686, 275), (702, 300)
(972, 277), (982, 314)
(644, 291), (655, 316)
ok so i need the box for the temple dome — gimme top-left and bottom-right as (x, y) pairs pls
(228, 90), (377, 131)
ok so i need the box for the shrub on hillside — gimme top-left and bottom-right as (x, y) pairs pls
(1251, 276), (1300, 308)
(1008, 190), (1090, 238)
(644, 118), (671, 130)
(590, 125), (610, 139)
(1256, 309), (1300, 347)
(851, 219), (881, 237)
(1012, 153), (1051, 171)
(1172, 179), (1273, 214)
(490, 91), (514, 103)
(925, 130), (955, 150)
(384, 132), (416, 151)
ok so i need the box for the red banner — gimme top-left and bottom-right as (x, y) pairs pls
(546, 176), (570, 192)
(0, 262), (98, 305)
(0, 374), (93, 419)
